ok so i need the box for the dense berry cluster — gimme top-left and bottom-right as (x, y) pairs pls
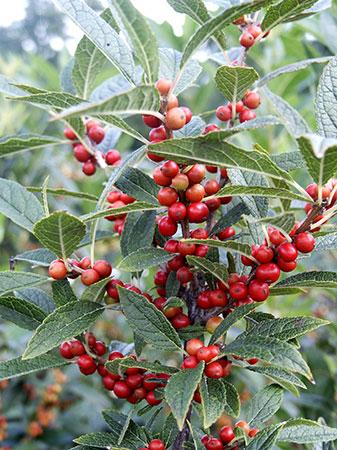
(202, 421), (259, 449)
(63, 119), (121, 176)
(216, 91), (261, 124)
(59, 334), (169, 406)
(104, 190), (136, 235)
(231, 17), (268, 49)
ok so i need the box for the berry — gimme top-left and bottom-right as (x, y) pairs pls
(240, 32), (255, 48)
(88, 126), (105, 144)
(49, 260), (67, 280)
(77, 355), (97, 375)
(102, 376), (115, 390)
(187, 202), (209, 223)
(171, 312), (190, 328)
(186, 184), (205, 202)
(114, 381), (132, 398)
(216, 105), (231, 121)
(239, 109), (256, 122)
(205, 361), (224, 379)
(120, 194), (135, 205)
(218, 227), (235, 240)
(186, 164), (206, 184)
(306, 183), (318, 200)
(191, 228), (209, 239)
(231, 101), (244, 113)
(205, 198), (221, 211)
(220, 426), (235, 444)
(146, 390), (162, 406)
(277, 257), (297, 272)
(134, 387), (147, 400)
(206, 165), (218, 173)
(197, 291), (211, 309)
(59, 342), (73, 359)
(171, 173), (189, 191)
(186, 338), (204, 356)
(195, 244), (209, 257)
(247, 358), (259, 365)
(148, 439), (165, 450)
(196, 346), (213, 362)
(105, 149), (121, 165)
(168, 202), (187, 221)
(107, 191), (121, 203)
(254, 245), (274, 263)
(81, 268), (100, 286)
(149, 126), (167, 142)
(167, 93), (179, 110)
(166, 107), (186, 130)
(205, 438), (223, 450)
(278, 242), (298, 262)
(164, 239), (179, 253)
(236, 420), (250, 434)
(155, 78), (172, 95)
(154, 270), (168, 286)
(243, 91), (261, 109)
(177, 241), (196, 256)
(148, 152), (165, 162)
(204, 179), (220, 195)
(108, 351), (124, 361)
(294, 232), (315, 253)
(206, 317), (223, 333)
(167, 254), (185, 271)
(64, 127), (77, 140)
(161, 160), (179, 178)
(248, 428), (259, 438)
(268, 228), (286, 246)
(153, 167), (171, 186)
(182, 355), (198, 369)
(73, 144), (91, 162)
(209, 289), (228, 307)
(176, 266), (193, 284)
(126, 374), (144, 389)
(93, 260), (112, 279)
(203, 124), (220, 134)
(181, 106), (192, 124)
(255, 263), (281, 283)
(229, 282), (248, 301)
(143, 114), (162, 128)
(70, 340), (86, 356)
(248, 280), (269, 302)
(247, 24), (262, 38)
(82, 160), (96, 176)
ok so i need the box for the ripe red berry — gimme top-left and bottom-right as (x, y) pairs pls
(218, 226), (235, 240)
(177, 241), (196, 256)
(167, 254), (185, 271)
(126, 374), (144, 389)
(161, 160), (180, 178)
(247, 24), (262, 38)
(64, 127), (77, 140)
(186, 184), (205, 202)
(155, 78), (172, 95)
(181, 106), (192, 124)
(176, 266), (193, 284)
(220, 195), (232, 204)
(94, 341), (106, 356)
(81, 268), (100, 286)
(254, 245), (274, 263)
(171, 312), (190, 328)
(154, 270), (168, 286)
(248, 279), (269, 302)
(143, 114), (162, 128)
(77, 355), (97, 375)
(205, 437), (223, 450)
(216, 105), (231, 121)
(277, 257), (297, 272)
(187, 202), (209, 223)
(49, 260), (67, 280)
(164, 239), (179, 253)
(278, 242), (298, 262)
(268, 228), (286, 246)
(195, 244), (209, 257)
(248, 428), (259, 438)
(219, 426), (235, 444)
(197, 291), (211, 309)
(134, 387), (147, 400)
(73, 144), (91, 162)
(196, 346), (213, 362)
(59, 342), (73, 359)
(206, 165), (218, 173)
(306, 183), (318, 200)
(107, 191), (121, 204)
(153, 166), (171, 186)
(294, 232), (315, 253)
(166, 107), (186, 130)
(191, 228), (209, 239)
(70, 340), (86, 356)
(209, 289), (228, 307)
(255, 263), (281, 283)
(105, 149), (121, 165)
(186, 164), (206, 184)
(148, 439), (166, 450)
(82, 159), (96, 176)
(182, 355), (199, 369)
(93, 260), (112, 279)
(240, 32), (255, 48)
(158, 187), (178, 206)
(229, 282), (248, 301)
(205, 198), (221, 211)
(146, 390), (162, 406)
(186, 338), (204, 356)
(205, 361), (224, 379)
(239, 109), (256, 122)
(113, 381), (132, 398)
(203, 124), (220, 134)
(231, 101), (244, 114)
(243, 91), (261, 109)
(204, 179), (220, 196)
(171, 173), (189, 191)
(102, 376), (115, 390)
(108, 351), (124, 361)
(168, 202), (187, 221)
(149, 126), (167, 142)
(88, 126), (105, 144)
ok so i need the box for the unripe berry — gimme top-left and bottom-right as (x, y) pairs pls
(81, 268), (100, 286)
(186, 338), (204, 356)
(206, 316), (223, 334)
(236, 420), (250, 434)
(64, 127), (77, 140)
(243, 91), (261, 109)
(82, 160), (96, 176)
(105, 149), (121, 165)
(294, 232), (315, 253)
(155, 78), (172, 95)
(93, 260), (112, 279)
(158, 216), (178, 236)
(247, 24), (262, 38)
(240, 31), (255, 48)
(186, 164), (206, 184)
(187, 202), (209, 223)
(171, 173), (189, 191)
(166, 107), (186, 130)
(49, 260), (67, 280)
(143, 114), (162, 128)
(205, 361), (224, 379)
(277, 242), (298, 262)
(186, 184), (205, 202)
(216, 105), (231, 122)
(248, 428), (259, 438)
(149, 126), (167, 142)
(167, 93), (179, 110)
(248, 280), (269, 302)
(239, 109), (256, 123)
(73, 144), (91, 162)
(88, 126), (105, 144)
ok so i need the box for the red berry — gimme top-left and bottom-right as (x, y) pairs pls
(146, 390), (162, 405)
(102, 376), (115, 390)
(196, 346), (213, 362)
(182, 355), (199, 369)
(186, 184), (205, 202)
(247, 24), (262, 38)
(206, 165), (218, 173)
(294, 232), (315, 253)
(268, 228), (286, 246)
(205, 361), (224, 379)
(107, 191), (121, 203)
(240, 32), (255, 48)
(158, 187), (178, 206)
(77, 355), (97, 375)
(231, 101), (244, 114)
(94, 341), (106, 356)
(248, 280), (269, 302)
(218, 226), (235, 240)
(59, 342), (73, 359)
(209, 289), (228, 307)
(158, 216), (178, 236)
(176, 266), (193, 284)
(126, 374), (144, 389)
(204, 179), (220, 196)
(113, 381), (132, 398)
(88, 126), (105, 144)
(247, 358), (259, 365)
(154, 270), (168, 286)
(203, 124), (220, 134)
(167, 93), (179, 110)
(191, 228), (209, 239)
(153, 297), (166, 310)
(153, 167), (171, 186)
(239, 109), (256, 122)
(195, 244), (209, 257)
(81, 269), (100, 286)
(155, 78), (172, 95)
(177, 241), (196, 256)
(205, 198), (221, 211)
(248, 428), (259, 438)
(108, 351), (124, 361)
(166, 107), (186, 130)
(254, 245), (274, 263)
(167, 254), (185, 271)
(306, 183), (318, 200)
(143, 114), (162, 128)
(148, 439), (165, 450)
(171, 312), (190, 328)
(186, 164), (206, 184)
(73, 144), (91, 162)
(82, 160), (96, 176)
(197, 291), (211, 309)
(161, 160), (180, 178)
(220, 195), (232, 205)
(164, 239), (179, 253)
(236, 420), (250, 434)
(277, 257), (297, 272)
(229, 282), (248, 301)
(134, 387), (147, 400)
(208, 344), (220, 359)
(187, 202), (209, 223)
(49, 260), (67, 280)
(255, 263), (281, 283)
(105, 149), (121, 165)
(149, 126), (167, 142)
(64, 127), (77, 140)
(219, 426), (235, 444)
(243, 91), (261, 109)
(148, 152), (165, 162)
(70, 340), (86, 356)
(278, 242), (298, 262)
(93, 260), (112, 279)
(181, 106), (192, 124)
(216, 105), (231, 122)
(186, 338), (204, 356)
(168, 202), (187, 221)
(205, 438), (223, 450)
(120, 194), (135, 205)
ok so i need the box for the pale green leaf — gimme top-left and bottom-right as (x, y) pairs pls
(262, 0), (317, 32)
(200, 377), (227, 428)
(212, 185), (310, 203)
(118, 247), (172, 272)
(276, 271), (337, 288)
(316, 55), (337, 137)
(215, 66), (259, 102)
(184, 238), (252, 258)
(0, 134), (65, 159)
(246, 365), (306, 396)
(120, 211), (156, 258)
(52, 279), (77, 307)
(83, 201), (158, 222)
(279, 419), (337, 444)
(247, 424), (284, 450)
(186, 255), (228, 285)
(15, 248), (56, 267)
(115, 167), (159, 205)
(0, 272), (48, 296)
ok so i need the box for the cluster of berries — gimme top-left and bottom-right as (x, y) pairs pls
(182, 339), (232, 380)
(231, 17), (267, 49)
(104, 190), (136, 235)
(216, 90), (261, 124)
(139, 439), (166, 450)
(63, 119), (121, 176)
(59, 334), (168, 406)
(48, 256), (112, 285)
(304, 180), (337, 231)
(202, 421), (259, 450)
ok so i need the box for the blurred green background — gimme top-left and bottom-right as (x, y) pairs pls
(0, 1), (336, 449)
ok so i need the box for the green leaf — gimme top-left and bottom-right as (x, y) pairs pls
(120, 211), (157, 258)
(106, 356), (178, 375)
(102, 410), (148, 448)
(223, 335), (312, 379)
(279, 419), (337, 444)
(200, 377), (227, 428)
(15, 248), (56, 267)
(269, 286), (306, 296)
(315, 232), (337, 251)
(276, 271), (337, 288)
(256, 56), (332, 88)
(186, 255), (228, 285)
(221, 380), (240, 418)
(80, 277), (111, 302)
(17, 288), (54, 313)
(215, 66), (259, 102)
(246, 316), (329, 341)
(0, 350), (68, 381)
(115, 167), (159, 205)
(82, 201), (158, 222)
(316, 56), (337, 137)
(0, 296), (47, 330)
(110, 0), (159, 83)
(118, 247), (173, 272)
(53, 85), (160, 121)
(211, 203), (249, 236)
(180, 0), (274, 69)
(185, 238), (252, 258)
(0, 178), (44, 232)
(33, 211), (86, 259)
(165, 271), (181, 298)
(262, 0), (317, 32)
(9, 91), (85, 110)
(271, 151), (305, 172)
(72, 9), (117, 98)
(74, 432), (127, 448)
(148, 136), (293, 183)
(242, 384), (284, 427)
(165, 363), (204, 430)
(28, 186), (98, 203)
(297, 135), (337, 185)
(210, 304), (257, 344)
(0, 272), (48, 296)
(212, 185), (311, 203)
(246, 424), (284, 450)
(246, 365), (306, 396)
(118, 287), (182, 351)
(53, 0), (136, 84)
(22, 301), (105, 359)
(0, 134), (65, 159)
(52, 279), (77, 307)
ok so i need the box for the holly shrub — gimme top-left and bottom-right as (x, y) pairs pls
(0, 0), (337, 449)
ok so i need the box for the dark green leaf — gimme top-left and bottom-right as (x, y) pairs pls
(0, 296), (46, 330)
(52, 279), (77, 307)
(215, 66), (259, 102)
(118, 248), (173, 272)
(0, 272), (48, 296)
(242, 384), (284, 427)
